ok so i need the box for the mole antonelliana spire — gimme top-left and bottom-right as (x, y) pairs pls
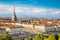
(11, 6), (17, 22)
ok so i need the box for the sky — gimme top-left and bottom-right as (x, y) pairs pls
(0, 0), (60, 18)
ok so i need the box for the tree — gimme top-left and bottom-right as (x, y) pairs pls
(0, 34), (5, 40)
(34, 34), (41, 40)
(58, 38), (60, 40)
(0, 37), (3, 40)
(27, 36), (32, 40)
(48, 34), (56, 40)
(0, 34), (13, 40)
(58, 34), (60, 40)
(20, 38), (24, 40)
(55, 34), (58, 40)
(44, 37), (49, 40)
(44, 35), (49, 40)
(39, 34), (44, 40)
(3, 34), (12, 40)
(58, 34), (60, 37)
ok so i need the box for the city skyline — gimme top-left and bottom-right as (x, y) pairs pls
(0, 0), (60, 18)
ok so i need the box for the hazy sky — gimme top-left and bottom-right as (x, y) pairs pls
(0, 0), (60, 18)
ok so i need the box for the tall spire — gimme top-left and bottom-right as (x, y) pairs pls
(11, 6), (17, 22)
(14, 6), (17, 21)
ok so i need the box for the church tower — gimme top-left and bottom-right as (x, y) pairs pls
(11, 6), (17, 22)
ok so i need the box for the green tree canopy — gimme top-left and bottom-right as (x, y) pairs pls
(34, 34), (41, 40)
(48, 34), (56, 40)
(27, 36), (32, 40)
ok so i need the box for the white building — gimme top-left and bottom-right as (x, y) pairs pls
(6, 26), (27, 38)
(0, 28), (6, 34)
(35, 25), (45, 32)
(34, 25), (57, 32)
(45, 26), (56, 32)
(6, 26), (24, 34)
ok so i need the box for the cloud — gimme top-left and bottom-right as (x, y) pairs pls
(0, 4), (13, 14)
(0, 4), (60, 15)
